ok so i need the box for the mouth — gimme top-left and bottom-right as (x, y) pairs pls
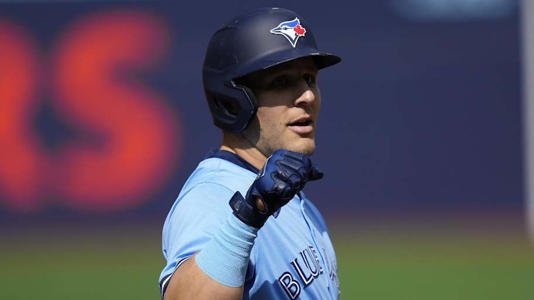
(287, 116), (314, 134)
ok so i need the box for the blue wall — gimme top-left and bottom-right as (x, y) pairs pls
(0, 0), (523, 224)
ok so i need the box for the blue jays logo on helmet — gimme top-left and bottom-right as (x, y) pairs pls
(270, 18), (307, 48)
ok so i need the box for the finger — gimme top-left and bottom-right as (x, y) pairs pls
(308, 165), (324, 181)
(282, 150), (305, 162)
(277, 159), (305, 175)
(275, 167), (304, 190)
(272, 180), (295, 200)
(282, 152), (311, 171)
(278, 152), (311, 175)
(274, 167), (291, 181)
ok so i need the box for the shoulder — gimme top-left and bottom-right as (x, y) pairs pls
(182, 157), (257, 194)
(163, 157), (257, 237)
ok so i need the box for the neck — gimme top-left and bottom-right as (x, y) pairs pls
(220, 133), (267, 171)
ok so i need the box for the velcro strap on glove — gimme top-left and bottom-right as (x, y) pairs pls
(229, 191), (269, 229)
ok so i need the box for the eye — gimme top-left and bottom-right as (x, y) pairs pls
(303, 73), (316, 86)
(270, 75), (289, 89)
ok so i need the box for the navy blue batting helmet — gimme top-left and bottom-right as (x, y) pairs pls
(202, 7), (341, 132)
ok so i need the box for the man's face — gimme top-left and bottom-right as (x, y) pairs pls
(238, 57), (321, 156)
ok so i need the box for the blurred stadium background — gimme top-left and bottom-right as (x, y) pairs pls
(1, 0), (533, 299)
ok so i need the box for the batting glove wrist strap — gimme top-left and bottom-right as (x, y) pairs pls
(230, 191), (269, 228)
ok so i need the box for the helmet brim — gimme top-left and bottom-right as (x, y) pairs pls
(230, 47), (341, 80)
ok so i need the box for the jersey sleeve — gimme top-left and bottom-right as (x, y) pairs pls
(159, 182), (235, 297)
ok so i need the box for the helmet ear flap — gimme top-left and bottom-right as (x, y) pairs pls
(206, 82), (257, 133)
(214, 96), (240, 117)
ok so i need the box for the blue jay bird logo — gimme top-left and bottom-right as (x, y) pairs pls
(270, 18), (307, 48)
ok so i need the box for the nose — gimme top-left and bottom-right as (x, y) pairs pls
(294, 87), (316, 107)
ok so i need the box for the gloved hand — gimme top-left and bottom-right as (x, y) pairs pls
(229, 149), (323, 228)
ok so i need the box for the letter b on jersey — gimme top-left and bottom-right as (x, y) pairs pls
(278, 272), (301, 299)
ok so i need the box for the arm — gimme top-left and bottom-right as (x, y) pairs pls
(163, 149), (323, 300)
(164, 254), (243, 300)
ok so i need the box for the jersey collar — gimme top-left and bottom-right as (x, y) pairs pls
(205, 148), (260, 174)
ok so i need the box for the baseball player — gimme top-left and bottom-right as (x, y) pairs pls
(159, 7), (341, 300)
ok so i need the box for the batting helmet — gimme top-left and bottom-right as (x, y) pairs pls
(202, 7), (341, 133)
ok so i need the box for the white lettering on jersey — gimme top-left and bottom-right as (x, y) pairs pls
(278, 245), (329, 297)
(278, 272), (301, 299)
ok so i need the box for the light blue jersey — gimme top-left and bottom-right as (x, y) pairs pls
(160, 150), (340, 299)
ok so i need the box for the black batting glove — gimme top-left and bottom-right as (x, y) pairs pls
(229, 149), (323, 228)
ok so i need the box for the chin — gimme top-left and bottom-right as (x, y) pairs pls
(285, 138), (316, 156)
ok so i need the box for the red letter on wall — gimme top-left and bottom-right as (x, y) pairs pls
(0, 11), (181, 213)
(52, 11), (181, 211)
(0, 20), (44, 212)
